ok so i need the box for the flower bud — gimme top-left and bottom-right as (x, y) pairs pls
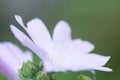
(77, 75), (92, 80)
(19, 61), (40, 80)
(35, 71), (51, 80)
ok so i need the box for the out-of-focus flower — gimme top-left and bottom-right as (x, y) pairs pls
(0, 42), (32, 80)
(10, 15), (112, 73)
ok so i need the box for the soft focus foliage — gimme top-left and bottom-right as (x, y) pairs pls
(0, 0), (120, 80)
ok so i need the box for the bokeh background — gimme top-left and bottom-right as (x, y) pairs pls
(0, 0), (120, 80)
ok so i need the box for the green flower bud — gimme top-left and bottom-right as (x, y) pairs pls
(19, 61), (40, 80)
(35, 71), (51, 80)
(77, 75), (92, 80)
(19, 61), (53, 80)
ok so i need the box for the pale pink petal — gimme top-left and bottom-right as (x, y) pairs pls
(53, 20), (71, 48)
(10, 25), (48, 60)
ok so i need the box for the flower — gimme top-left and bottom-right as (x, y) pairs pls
(0, 42), (32, 80)
(10, 15), (112, 73)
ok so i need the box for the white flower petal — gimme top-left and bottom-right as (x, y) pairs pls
(0, 60), (18, 80)
(92, 67), (112, 72)
(68, 56), (112, 72)
(53, 20), (71, 48)
(0, 43), (21, 73)
(15, 15), (26, 29)
(84, 54), (111, 66)
(64, 54), (110, 67)
(44, 60), (89, 72)
(0, 42), (33, 80)
(10, 25), (48, 60)
(2, 42), (33, 64)
(15, 15), (52, 52)
(66, 39), (94, 54)
(50, 53), (111, 72)
(43, 61), (66, 72)
(26, 18), (52, 52)
(11, 15), (112, 73)
(23, 51), (33, 62)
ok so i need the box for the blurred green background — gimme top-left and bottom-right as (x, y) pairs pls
(0, 0), (120, 80)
